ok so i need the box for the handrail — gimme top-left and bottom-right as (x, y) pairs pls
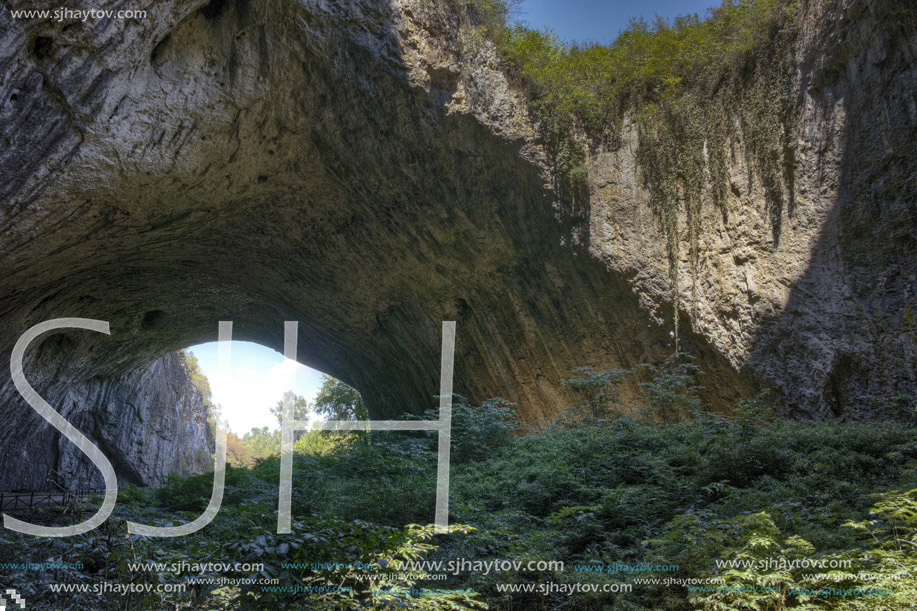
(0, 487), (107, 511)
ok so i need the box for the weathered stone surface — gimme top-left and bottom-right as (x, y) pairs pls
(0, 350), (212, 490)
(585, 0), (916, 418)
(0, 0), (913, 488)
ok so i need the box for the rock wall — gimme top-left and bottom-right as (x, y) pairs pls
(584, 0), (916, 417)
(0, 0), (752, 436)
(0, 351), (213, 490)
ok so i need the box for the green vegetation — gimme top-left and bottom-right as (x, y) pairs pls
(559, 366), (627, 421)
(221, 380), (375, 468)
(4, 362), (916, 610)
(461, 0), (799, 214)
(415, 395), (519, 463)
(269, 390), (311, 426)
(313, 374), (369, 421)
(5, 4), (912, 610)
(181, 351), (213, 403)
(452, 0), (801, 337)
(227, 391), (319, 467)
(239, 426), (281, 462)
(296, 374), (373, 451)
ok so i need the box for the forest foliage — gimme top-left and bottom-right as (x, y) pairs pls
(3, 360), (915, 610)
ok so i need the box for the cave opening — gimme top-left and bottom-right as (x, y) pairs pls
(183, 339), (328, 437)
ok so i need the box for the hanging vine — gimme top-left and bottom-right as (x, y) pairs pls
(454, 0), (802, 351)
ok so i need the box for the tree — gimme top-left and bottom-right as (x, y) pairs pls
(636, 355), (702, 423)
(560, 366), (628, 420)
(269, 391), (310, 426)
(181, 352), (226, 446)
(241, 426), (280, 460)
(226, 431), (254, 468)
(293, 429), (352, 457)
(313, 375), (368, 421)
(181, 351), (213, 403)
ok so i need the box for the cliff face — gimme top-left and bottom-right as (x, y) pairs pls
(0, 351), (212, 490)
(584, 0), (916, 417)
(0, 0), (913, 489)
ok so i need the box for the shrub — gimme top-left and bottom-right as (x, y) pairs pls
(735, 388), (776, 429)
(419, 395), (519, 463)
(293, 429), (358, 456)
(117, 483), (153, 506)
(154, 467), (246, 511)
(856, 394), (917, 422)
(4, 411), (917, 610)
(635, 354), (703, 423)
(559, 366), (629, 421)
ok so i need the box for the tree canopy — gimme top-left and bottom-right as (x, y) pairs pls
(269, 390), (310, 425)
(312, 375), (368, 421)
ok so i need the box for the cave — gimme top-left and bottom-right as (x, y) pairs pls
(0, 0), (757, 490)
(3, 0), (916, 608)
(3, 0), (913, 494)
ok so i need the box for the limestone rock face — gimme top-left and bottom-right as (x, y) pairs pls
(0, 0), (913, 488)
(585, 0), (916, 417)
(0, 351), (213, 490)
(0, 0), (747, 430)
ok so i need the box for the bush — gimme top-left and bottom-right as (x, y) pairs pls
(154, 467), (246, 511)
(635, 354), (703, 423)
(559, 366), (628, 422)
(419, 395), (519, 463)
(293, 429), (363, 457)
(4, 406), (917, 610)
(856, 394), (917, 422)
(735, 388), (776, 428)
(117, 483), (153, 506)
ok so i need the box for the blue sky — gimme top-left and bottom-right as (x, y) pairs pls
(189, 0), (722, 434)
(512, 0), (719, 44)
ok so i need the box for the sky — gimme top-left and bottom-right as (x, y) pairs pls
(512, 0), (719, 44)
(187, 341), (325, 435)
(188, 0), (721, 435)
